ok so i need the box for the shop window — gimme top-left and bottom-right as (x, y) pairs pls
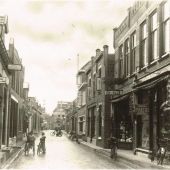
(140, 21), (148, 67)
(119, 120), (132, 142)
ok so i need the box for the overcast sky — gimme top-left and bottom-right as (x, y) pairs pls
(0, 0), (133, 114)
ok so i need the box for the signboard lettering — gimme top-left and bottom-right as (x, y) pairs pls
(135, 104), (149, 115)
(105, 90), (123, 96)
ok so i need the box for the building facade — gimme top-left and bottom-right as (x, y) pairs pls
(0, 15), (10, 149)
(51, 101), (72, 130)
(77, 61), (91, 140)
(112, 1), (170, 156)
(86, 45), (114, 148)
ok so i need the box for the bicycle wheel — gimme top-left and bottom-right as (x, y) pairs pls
(114, 146), (118, 160)
(24, 143), (29, 155)
(37, 145), (40, 155)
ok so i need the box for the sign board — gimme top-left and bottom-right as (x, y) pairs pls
(8, 64), (22, 71)
(105, 90), (123, 96)
(135, 104), (149, 115)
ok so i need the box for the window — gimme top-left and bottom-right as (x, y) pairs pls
(79, 117), (84, 132)
(82, 91), (86, 105)
(125, 39), (130, 77)
(119, 45), (124, 78)
(93, 73), (96, 97)
(98, 67), (101, 78)
(131, 32), (136, 74)
(150, 12), (158, 62)
(98, 105), (102, 137)
(162, 1), (170, 54)
(141, 21), (147, 67)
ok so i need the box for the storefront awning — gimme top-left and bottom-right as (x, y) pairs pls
(133, 74), (169, 91)
(111, 94), (129, 103)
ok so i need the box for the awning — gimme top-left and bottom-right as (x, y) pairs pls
(133, 74), (169, 91)
(111, 94), (129, 103)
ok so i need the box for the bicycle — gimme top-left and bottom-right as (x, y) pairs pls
(37, 142), (46, 155)
(50, 130), (56, 136)
(24, 142), (35, 156)
(156, 138), (169, 165)
(109, 137), (118, 160)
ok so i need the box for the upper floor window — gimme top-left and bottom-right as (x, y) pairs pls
(141, 21), (148, 67)
(162, 1), (170, 54)
(125, 39), (130, 77)
(98, 67), (101, 78)
(93, 73), (96, 97)
(119, 45), (124, 78)
(131, 32), (136, 74)
(150, 12), (158, 62)
(88, 77), (91, 87)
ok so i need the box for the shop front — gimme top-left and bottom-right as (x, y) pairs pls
(111, 95), (133, 150)
(133, 74), (169, 155)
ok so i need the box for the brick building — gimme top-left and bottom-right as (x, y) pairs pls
(86, 45), (114, 148)
(8, 38), (25, 144)
(112, 1), (170, 157)
(0, 16), (10, 149)
(76, 61), (91, 140)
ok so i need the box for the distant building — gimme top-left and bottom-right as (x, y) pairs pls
(51, 101), (72, 129)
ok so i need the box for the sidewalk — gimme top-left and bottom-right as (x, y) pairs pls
(0, 140), (25, 169)
(0, 133), (40, 169)
(79, 140), (170, 169)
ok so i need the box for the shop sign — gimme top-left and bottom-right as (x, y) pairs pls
(135, 104), (149, 115)
(105, 90), (123, 96)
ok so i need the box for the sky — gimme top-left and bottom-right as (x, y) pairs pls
(0, 0), (134, 114)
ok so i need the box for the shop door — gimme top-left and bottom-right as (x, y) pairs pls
(137, 115), (142, 147)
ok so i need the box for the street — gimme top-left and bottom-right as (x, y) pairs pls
(8, 130), (162, 169)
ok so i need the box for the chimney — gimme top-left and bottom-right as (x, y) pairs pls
(96, 49), (101, 57)
(113, 28), (117, 49)
(103, 45), (109, 55)
(9, 38), (14, 61)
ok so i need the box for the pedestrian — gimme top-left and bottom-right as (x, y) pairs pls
(40, 132), (46, 153)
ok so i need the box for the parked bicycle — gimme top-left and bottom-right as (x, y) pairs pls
(68, 131), (80, 144)
(108, 137), (118, 160)
(157, 138), (169, 165)
(37, 142), (46, 155)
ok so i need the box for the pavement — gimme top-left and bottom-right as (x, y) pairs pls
(78, 139), (170, 169)
(0, 133), (40, 169)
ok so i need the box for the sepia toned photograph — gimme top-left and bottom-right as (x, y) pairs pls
(0, 0), (170, 169)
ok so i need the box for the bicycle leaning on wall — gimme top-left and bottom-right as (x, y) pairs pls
(156, 138), (169, 165)
(108, 137), (118, 160)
